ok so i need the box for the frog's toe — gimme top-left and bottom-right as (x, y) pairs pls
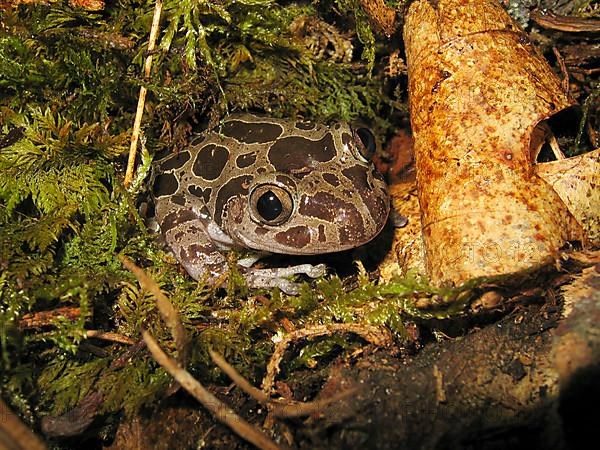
(299, 263), (328, 278)
(245, 271), (300, 295)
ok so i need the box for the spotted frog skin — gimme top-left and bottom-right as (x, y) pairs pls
(152, 114), (390, 293)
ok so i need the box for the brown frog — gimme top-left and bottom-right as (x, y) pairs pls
(152, 114), (390, 293)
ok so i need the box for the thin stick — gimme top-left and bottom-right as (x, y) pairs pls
(142, 331), (284, 450)
(531, 9), (600, 33)
(124, 0), (163, 187)
(552, 46), (570, 96)
(210, 350), (270, 403)
(85, 330), (136, 345)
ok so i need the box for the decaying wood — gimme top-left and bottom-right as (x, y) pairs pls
(18, 306), (81, 329)
(403, 0), (586, 285)
(41, 392), (104, 438)
(302, 310), (561, 448)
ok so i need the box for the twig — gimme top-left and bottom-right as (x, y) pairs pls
(142, 331), (284, 450)
(210, 350), (270, 403)
(209, 350), (358, 419)
(531, 9), (600, 33)
(262, 323), (393, 395)
(552, 46), (570, 95)
(119, 255), (189, 365)
(85, 330), (136, 345)
(124, 0), (163, 187)
(18, 306), (81, 329)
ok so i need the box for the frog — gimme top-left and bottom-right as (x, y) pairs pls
(151, 114), (390, 294)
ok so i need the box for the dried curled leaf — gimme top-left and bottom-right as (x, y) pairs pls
(403, 0), (584, 285)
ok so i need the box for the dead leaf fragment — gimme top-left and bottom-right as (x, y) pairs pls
(536, 148), (600, 246)
(403, 0), (583, 285)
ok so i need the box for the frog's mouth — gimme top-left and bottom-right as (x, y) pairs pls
(231, 225), (383, 256)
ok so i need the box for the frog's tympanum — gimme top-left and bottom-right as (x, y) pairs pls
(152, 114), (390, 293)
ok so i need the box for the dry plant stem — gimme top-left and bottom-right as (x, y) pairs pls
(85, 330), (136, 345)
(552, 46), (570, 95)
(119, 255), (189, 364)
(18, 306), (81, 329)
(209, 350), (269, 403)
(209, 350), (358, 419)
(531, 9), (600, 33)
(124, 0), (163, 187)
(262, 323), (393, 394)
(0, 398), (47, 450)
(142, 331), (284, 450)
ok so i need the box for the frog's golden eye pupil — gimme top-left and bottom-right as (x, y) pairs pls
(257, 190), (282, 221)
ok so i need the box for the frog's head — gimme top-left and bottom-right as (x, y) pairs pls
(224, 121), (390, 255)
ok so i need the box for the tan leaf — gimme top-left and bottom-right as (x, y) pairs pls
(402, 0), (584, 285)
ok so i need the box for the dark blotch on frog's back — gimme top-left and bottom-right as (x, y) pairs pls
(153, 173), (179, 197)
(298, 191), (366, 241)
(342, 164), (388, 221)
(236, 152), (257, 168)
(192, 144), (229, 181)
(188, 185), (212, 205)
(213, 175), (252, 227)
(160, 151), (191, 171)
(221, 120), (284, 144)
(322, 173), (340, 187)
(267, 133), (336, 172)
(342, 165), (370, 190)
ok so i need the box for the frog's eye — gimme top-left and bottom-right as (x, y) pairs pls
(250, 184), (293, 225)
(353, 127), (377, 161)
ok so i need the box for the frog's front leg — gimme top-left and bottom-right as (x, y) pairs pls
(158, 199), (230, 282)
